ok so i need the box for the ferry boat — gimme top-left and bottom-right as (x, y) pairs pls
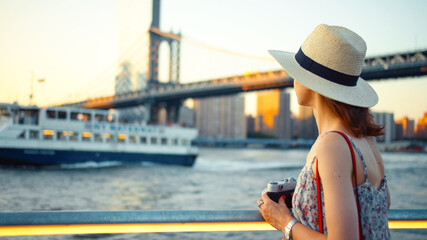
(0, 103), (198, 167)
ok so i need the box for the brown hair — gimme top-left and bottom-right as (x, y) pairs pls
(322, 96), (384, 138)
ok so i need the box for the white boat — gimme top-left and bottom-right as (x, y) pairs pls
(0, 103), (198, 167)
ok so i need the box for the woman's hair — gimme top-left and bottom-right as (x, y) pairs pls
(322, 96), (384, 138)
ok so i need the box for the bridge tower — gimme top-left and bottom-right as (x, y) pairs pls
(145, 0), (182, 124)
(148, 0), (181, 85)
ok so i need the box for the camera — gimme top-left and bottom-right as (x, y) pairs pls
(262, 177), (297, 209)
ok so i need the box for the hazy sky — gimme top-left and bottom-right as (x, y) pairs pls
(0, 0), (426, 120)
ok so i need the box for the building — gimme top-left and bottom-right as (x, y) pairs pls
(255, 115), (264, 132)
(298, 106), (318, 139)
(398, 116), (415, 139)
(415, 112), (427, 139)
(291, 114), (298, 139)
(256, 90), (279, 134)
(395, 121), (404, 140)
(246, 115), (255, 133)
(178, 105), (195, 127)
(195, 94), (246, 139)
(372, 112), (395, 143)
(256, 90), (292, 139)
(275, 91), (292, 139)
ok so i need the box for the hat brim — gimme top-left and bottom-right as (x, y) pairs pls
(268, 50), (378, 108)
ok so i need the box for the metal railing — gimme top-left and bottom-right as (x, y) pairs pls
(0, 209), (426, 237)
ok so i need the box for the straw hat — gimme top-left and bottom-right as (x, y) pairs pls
(269, 24), (378, 108)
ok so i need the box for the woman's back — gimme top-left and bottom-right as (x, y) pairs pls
(305, 133), (385, 189)
(292, 131), (391, 239)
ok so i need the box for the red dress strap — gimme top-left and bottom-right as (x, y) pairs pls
(315, 131), (363, 239)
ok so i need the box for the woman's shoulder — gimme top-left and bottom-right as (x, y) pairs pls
(316, 131), (352, 155)
(315, 132), (354, 173)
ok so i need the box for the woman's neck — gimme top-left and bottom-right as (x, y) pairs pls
(312, 94), (347, 136)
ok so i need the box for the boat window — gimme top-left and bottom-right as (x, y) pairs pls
(118, 134), (126, 143)
(161, 137), (168, 145)
(94, 133), (103, 142)
(0, 107), (10, 118)
(70, 112), (91, 121)
(81, 113), (91, 121)
(18, 110), (25, 124)
(106, 133), (114, 143)
(70, 112), (79, 120)
(69, 131), (79, 141)
(29, 130), (39, 139)
(18, 130), (26, 139)
(181, 139), (188, 146)
(57, 131), (67, 141)
(130, 135), (137, 144)
(46, 110), (56, 119)
(107, 114), (115, 123)
(16, 109), (40, 125)
(58, 111), (67, 120)
(82, 132), (91, 142)
(43, 129), (54, 140)
(95, 114), (106, 122)
(151, 137), (157, 145)
(172, 138), (178, 146)
(140, 136), (147, 144)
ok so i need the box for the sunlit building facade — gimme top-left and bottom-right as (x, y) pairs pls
(400, 116), (415, 139)
(415, 112), (427, 139)
(178, 105), (195, 127)
(256, 90), (292, 139)
(195, 94), (246, 139)
(257, 90), (279, 133)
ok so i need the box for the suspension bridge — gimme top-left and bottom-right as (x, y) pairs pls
(58, 0), (427, 124)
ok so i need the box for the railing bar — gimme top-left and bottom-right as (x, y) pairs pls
(0, 209), (425, 226)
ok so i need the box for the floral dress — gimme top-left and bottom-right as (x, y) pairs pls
(291, 133), (390, 239)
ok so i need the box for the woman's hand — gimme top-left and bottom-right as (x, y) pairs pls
(257, 192), (294, 232)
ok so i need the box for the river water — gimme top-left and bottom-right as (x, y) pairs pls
(0, 148), (426, 239)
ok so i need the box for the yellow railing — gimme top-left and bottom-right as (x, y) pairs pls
(0, 209), (425, 237)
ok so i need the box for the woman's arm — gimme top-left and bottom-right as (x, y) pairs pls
(259, 192), (327, 240)
(315, 133), (361, 240)
(258, 133), (362, 240)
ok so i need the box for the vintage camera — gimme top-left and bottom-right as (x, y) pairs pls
(262, 177), (297, 209)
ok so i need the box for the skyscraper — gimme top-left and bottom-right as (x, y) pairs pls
(179, 105), (195, 127)
(257, 90), (279, 134)
(372, 112), (395, 143)
(298, 106), (318, 139)
(400, 116), (415, 139)
(246, 115), (255, 134)
(415, 112), (427, 139)
(195, 94), (246, 139)
(395, 120), (404, 140)
(256, 90), (292, 139)
(276, 90), (292, 139)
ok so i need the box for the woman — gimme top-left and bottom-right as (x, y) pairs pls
(257, 24), (391, 240)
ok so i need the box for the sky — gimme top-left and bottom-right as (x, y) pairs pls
(0, 0), (426, 120)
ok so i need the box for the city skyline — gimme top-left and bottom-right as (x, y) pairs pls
(0, 0), (426, 120)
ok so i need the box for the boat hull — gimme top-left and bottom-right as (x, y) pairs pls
(0, 148), (197, 167)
